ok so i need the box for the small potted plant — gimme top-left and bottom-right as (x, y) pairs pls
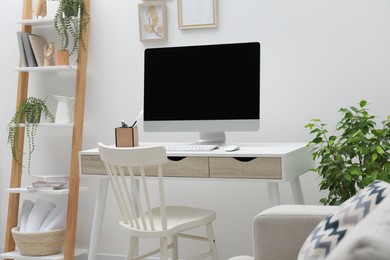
(7, 97), (55, 174)
(53, 0), (89, 65)
(305, 100), (390, 205)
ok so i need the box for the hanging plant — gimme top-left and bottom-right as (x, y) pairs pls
(7, 97), (55, 174)
(53, 0), (89, 60)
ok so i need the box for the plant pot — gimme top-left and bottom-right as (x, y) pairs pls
(55, 50), (69, 65)
(63, 5), (79, 17)
(25, 109), (42, 124)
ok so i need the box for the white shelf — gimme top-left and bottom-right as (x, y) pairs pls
(10, 123), (74, 128)
(5, 187), (88, 195)
(17, 18), (54, 26)
(0, 248), (87, 260)
(15, 66), (78, 72)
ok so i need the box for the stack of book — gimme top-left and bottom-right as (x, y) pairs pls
(27, 175), (69, 191)
(17, 32), (52, 67)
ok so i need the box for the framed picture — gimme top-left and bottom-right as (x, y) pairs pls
(138, 1), (167, 42)
(178, 0), (218, 29)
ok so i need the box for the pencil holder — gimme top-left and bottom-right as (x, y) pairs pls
(115, 127), (139, 147)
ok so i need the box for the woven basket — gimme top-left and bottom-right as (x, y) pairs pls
(11, 227), (66, 256)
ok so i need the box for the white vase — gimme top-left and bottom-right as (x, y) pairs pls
(54, 95), (75, 123)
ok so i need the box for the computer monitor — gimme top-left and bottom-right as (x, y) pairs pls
(143, 42), (261, 144)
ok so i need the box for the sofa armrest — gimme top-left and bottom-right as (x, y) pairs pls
(253, 205), (337, 260)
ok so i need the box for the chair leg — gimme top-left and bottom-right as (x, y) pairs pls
(127, 237), (139, 260)
(206, 223), (219, 260)
(172, 235), (179, 260)
(160, 237), (168, 260)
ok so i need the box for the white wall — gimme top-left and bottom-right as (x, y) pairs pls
(1, 0), (390, 259)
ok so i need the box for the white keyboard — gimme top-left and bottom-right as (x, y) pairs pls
(165, 144), (218, 152)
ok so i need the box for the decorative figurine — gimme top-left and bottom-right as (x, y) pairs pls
(43, 42), (55, 66)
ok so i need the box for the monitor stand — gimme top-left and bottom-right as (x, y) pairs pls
(195, 132), (226, 145)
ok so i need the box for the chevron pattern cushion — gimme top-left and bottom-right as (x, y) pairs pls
(297, 180), (390, 260)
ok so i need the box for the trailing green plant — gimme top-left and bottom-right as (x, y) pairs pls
(54, 0), (89, 57)
(7, 97), (55, 174)
(305, 100), (390, 206)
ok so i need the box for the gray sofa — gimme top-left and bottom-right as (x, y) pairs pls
(231, 194), (390, 260)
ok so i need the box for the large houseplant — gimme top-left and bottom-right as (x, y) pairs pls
(305, 100), (390, 205)
(7, 97), (55, 174)
(53, 0), (89, 64)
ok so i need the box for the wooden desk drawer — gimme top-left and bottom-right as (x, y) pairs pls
(80, 155), (209, 178)
(164, 157), (209, 178)
(209, 157), (282, 179)
(81, 155), (106, 175)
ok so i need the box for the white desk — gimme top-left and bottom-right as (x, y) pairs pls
(79, 142), (313, 260)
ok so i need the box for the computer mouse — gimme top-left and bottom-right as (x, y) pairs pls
(224, 145), (240, 152)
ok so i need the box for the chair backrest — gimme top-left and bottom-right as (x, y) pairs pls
(98, 143), (168, 231)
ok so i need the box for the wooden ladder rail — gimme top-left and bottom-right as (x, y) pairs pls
(64, 0), (90, 258)
(4, 0), (32, 255)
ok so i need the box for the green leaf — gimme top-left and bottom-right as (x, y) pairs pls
(309, 128), (321, 134)
(313, 137), (323, 144)
(351, 106), (359, 113)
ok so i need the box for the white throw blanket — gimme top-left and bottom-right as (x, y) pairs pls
(19, 199), (66, 232)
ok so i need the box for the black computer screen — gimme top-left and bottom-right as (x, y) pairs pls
(144, 42), (260, 129)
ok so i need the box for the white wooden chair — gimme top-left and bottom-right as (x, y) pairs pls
(97, 143), (219, 260)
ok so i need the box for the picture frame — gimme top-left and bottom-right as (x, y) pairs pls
(138, 1), (167, 42)
(178, 0), (218, 29)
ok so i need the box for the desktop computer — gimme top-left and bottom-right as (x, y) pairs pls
(143, 42), (261, 147)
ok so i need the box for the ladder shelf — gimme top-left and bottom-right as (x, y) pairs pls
(0, 248), (88, 260)
(5, 187), (88, 195)
(15, 66), (78, 72)
(4, 0), (90, 259)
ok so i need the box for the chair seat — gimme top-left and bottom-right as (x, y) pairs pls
(119, 205), (216, 238)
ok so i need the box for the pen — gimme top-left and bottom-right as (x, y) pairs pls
(132, 109), (143, 127)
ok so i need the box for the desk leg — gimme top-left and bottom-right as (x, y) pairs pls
(88, 177), (109, 260)
(290, 177), (305, 204)
(267, 183), (281, 207)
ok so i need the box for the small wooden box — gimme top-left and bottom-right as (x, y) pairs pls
(115, 127), (139, 147)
